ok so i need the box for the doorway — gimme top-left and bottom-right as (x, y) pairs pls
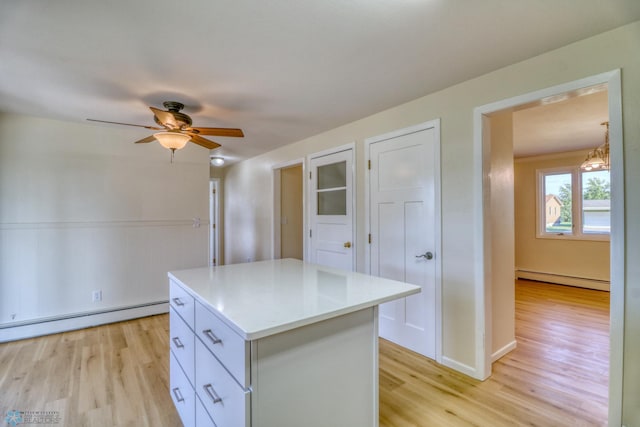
(209, 179), (220, 266)
(273, 159), (305, 261)
(475, 70), (624, 425)
(280, 164), (304, 260)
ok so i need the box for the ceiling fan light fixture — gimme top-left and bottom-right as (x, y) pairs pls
(154, 131), (191, 150)
(210, 156), (225, 167)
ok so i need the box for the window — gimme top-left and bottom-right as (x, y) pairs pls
(537, 167), (610, 240)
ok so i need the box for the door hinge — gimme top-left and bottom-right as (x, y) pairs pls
(212, 258), (216, 265)
(212, 188), (216, 194)
(368, 160), (371, 170)
(309, 229), (312, 238)
(212, 223), (216, 229)
(368, 233), (372, 244)
(309, 171), (312, 180)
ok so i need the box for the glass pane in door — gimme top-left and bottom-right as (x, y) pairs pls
(318, 161), (346, 190)
(318, 190), (346, 215)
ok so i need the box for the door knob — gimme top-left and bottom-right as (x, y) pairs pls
(344, 242), (352, 248)
(416, 252), (433, 260)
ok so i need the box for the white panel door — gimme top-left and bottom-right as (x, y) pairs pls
(369, 124), (439, 359)
(309, 149), (354, 271)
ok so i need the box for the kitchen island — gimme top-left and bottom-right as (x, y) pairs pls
(168, 258), (420, 427)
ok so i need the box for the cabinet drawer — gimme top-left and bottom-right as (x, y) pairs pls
(170, 307), (195, 386)
(196, 395), (216, 427)
(195, 301), (250, 388)
(196, 339), (250, 427)
(170, 351), (195, 427)
(170, 280), (195, 327)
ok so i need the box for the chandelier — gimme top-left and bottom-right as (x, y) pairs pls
(581, 121), (609, 171)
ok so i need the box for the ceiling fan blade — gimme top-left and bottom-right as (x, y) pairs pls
(150, 107), (178, 129)
(133, 135), (157, 144)
(190, 127), (244, 137)
(86, 118), (163, 130)
(188, 134), (221, 150)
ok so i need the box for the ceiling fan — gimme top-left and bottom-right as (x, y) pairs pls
(87, 101), (244, 161)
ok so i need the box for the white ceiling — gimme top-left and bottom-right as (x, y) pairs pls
(513, 90), (609, 158)
(1, 1), (638, 164)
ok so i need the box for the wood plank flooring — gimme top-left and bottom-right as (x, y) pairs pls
(0, 315), (181, 427)
(379, 280), (609, 426)
(0, 280), (609, 426)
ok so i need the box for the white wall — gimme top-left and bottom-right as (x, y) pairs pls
(0, 113), (210, 334)
(223, 21), (640, 425)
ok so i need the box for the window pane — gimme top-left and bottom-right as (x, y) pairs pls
(582, 170), (610, 234)
(318, 161), (346, 190)
(544, 173), (572, 233)
(318, 190), (346, 215)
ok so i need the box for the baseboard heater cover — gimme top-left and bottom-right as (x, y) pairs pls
(0, 301), (169, 342)
(515, 269), (610, 291)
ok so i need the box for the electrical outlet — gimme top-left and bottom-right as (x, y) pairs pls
(92, 290), (102, 302)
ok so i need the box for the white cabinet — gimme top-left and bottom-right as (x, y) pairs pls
(170, 351), (195, 427)
(170, 281), (248, 427)
(195, 301), (250, 388)
(196, 338), (250, 427)
(168, 259), (420, 427)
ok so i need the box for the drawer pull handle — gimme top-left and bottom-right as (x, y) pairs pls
(172, 387), (185, 403)
(172, 337), (184, 349)
(172, 297), (185, 307)
(203, 329), (222, 345)
(203, 383), (222, 404)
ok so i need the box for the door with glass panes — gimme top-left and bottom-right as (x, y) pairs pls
(309, 148), (354, 271)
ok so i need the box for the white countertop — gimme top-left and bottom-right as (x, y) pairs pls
(169, 258), (420, 340)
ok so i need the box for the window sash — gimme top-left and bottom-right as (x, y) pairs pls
(536, 167), (610, 241)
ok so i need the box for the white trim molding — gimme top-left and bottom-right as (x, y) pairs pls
(1, 302), (169, 342)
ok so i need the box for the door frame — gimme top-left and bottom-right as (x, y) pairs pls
(364, 119), (443, 363)
(209, 178), (220, 266)
(306, 142), (356, 267)
(473, 70), (623, 425)
(273, 158), (306, 260)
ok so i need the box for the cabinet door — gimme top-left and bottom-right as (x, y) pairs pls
(170, 352), (195, 427)
(195, 301), (250, 387)
(170, 280), (195, 327)
(196, 396), (216, 427)
(170, 307), (195, 385)
(196, 339), (250, 427)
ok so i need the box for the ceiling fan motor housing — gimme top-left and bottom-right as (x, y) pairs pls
(154, 101), (193, 128)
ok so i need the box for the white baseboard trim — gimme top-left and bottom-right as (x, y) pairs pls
(441, 356), (479, 379)
(515, 269), (610, 291)
(0, 302), (169, 343)
(491, 340), (517, 363)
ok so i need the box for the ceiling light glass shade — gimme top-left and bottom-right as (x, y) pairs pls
(210, 156), (225, 167)
(154, 131), (191, 150)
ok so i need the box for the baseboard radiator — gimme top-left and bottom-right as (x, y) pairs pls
(0, 301), (169, 343)
(515, 269), (610, 291)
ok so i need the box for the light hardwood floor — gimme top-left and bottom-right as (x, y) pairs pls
(0, 280), (609, 427)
